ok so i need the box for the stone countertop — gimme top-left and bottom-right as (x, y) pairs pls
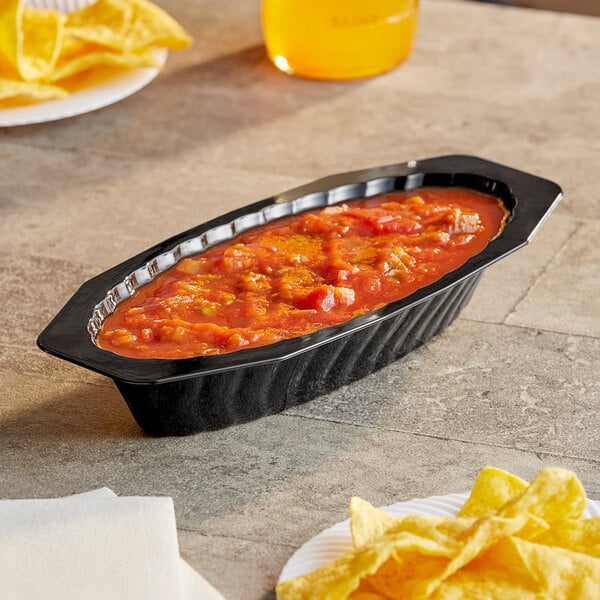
(1, 0), (599, 598)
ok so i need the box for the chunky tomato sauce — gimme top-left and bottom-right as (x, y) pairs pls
(98, 188), (508, 359)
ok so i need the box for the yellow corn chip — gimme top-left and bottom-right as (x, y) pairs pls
(350, 497), (482, 551)
(532, 517), (600, 558)
(429, 540), (541, 599)
(65, 0), (133, 51)
(0, 0), (65, 82)
(48, 46), (159, 83)
(0, 76), (67, 101)
(446, 536), (600, 598)
(347, 579), (386, 599)
(366, 553), (450, 600)
(20, 8), (65, 81)
(65, 0), (191, 52)
(0, 0), (21, 73)
(498, 466), (587, 522)
(412, 512), (549, 598)
(382, 514), (476, 552)
(349, 497), (401, 549)
(457, 466), (528, 518)
(276, 546), (393, 600)
(276, 531), (457, 600)
(504, 536), (600, 597)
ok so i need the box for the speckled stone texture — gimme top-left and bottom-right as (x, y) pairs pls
(1, 1), (599, 598)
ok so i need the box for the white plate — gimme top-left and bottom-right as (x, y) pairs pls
(0, 0), (167, 127)
(278, 492), (600, 587)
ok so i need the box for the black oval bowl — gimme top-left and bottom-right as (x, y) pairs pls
(37, 155), (562, 435)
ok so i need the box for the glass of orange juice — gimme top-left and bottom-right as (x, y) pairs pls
(261, 0), (419, 81)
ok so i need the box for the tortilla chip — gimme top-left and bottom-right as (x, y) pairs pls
(463, 536), (600, 598)
(0, 0), (65, 82)
(65, 0), (133, 51)
(65, 0), (191, 52)
(366, 553), (450, 600)
(532, 517), (600, 558)
(457, 466), (528, 518)
(347, 579), (386, 599)
(505, 536), (600, 596)
(349, 497), (401, 549)
(20, 7), (65, 81)
(430, 539), (541, 599)
(276, 531), (457, 600)
(499, 467), (587, 522)
(412, 512), (549, 598)
(0, 76), (67, 101)
(0, 0), (21, 73)
(275, 545), (393, 600)
(48, 46), (159, 82)
(383, 514), (475, 552)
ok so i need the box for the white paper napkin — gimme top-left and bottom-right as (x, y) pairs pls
(0, 488), (225, 600)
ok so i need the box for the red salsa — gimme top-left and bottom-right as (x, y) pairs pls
(98, 188), (508, 359)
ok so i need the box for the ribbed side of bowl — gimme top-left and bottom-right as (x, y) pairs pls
(116, 273), (482, 436)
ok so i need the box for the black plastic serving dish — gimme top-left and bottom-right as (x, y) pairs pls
(37, 155), (562, 436)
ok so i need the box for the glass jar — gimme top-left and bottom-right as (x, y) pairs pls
(262, 0), (419, 80)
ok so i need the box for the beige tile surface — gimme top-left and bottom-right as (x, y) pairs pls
(287, 320), (600, 458)
(1, 1), (599, 598)
(461, 213), (580, 323)
(507, 219), (600, 335)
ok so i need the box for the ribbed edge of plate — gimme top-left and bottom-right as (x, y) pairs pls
(26, 0), (92, 11)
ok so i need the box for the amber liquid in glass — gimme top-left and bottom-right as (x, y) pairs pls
(262, 0), (419, 80)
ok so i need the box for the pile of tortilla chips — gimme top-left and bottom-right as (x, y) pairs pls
(277, 467), (600, 599)
(0, 0), (191, 102)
